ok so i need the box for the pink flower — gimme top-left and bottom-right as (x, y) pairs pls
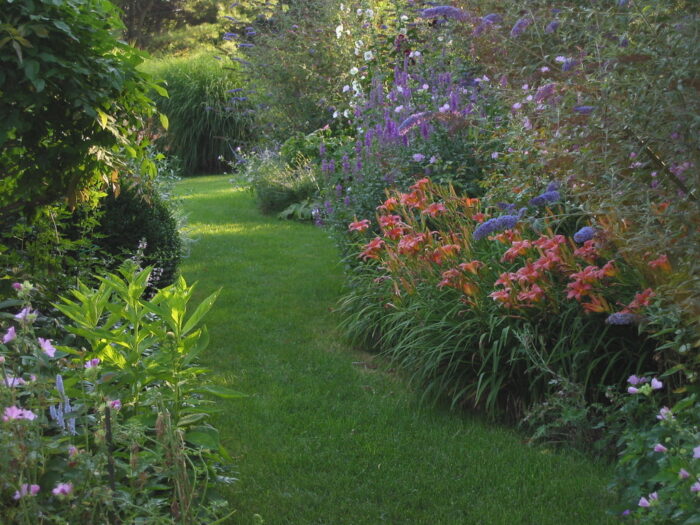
(52, 482), (73, 496)
(84, 358), (101, 369)
(68, 445), (80, 458)
(12, 282), (22, 291)
(13, 484), (40, 500)
(14, 307), (36, 323)
(2, 405), (37, 421)
(2, 326), (16, 344)
(638, 497), (650, 508)
(653, 443), (668, 453)
(627, 375), (641, 385)
(3, 375), (26, 387)
(691, 482), (700, 493)
(38, 337), (56, 357)
(649, 492), (658, 501)
(650, 377), (663, 390)
(679, 469), (690, 479)
(656, 406), (672, 421)
(627, 386), (639, 394)
(693, 445), (700, 459)
(110, 399), (122, 411)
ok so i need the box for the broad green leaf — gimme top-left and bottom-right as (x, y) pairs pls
(182, 289), (220, 336)
(176, 412), (208, 427)
(185, 427), (220, 450)
(159, 113), (169, 130)
(194, 384), (248, 399)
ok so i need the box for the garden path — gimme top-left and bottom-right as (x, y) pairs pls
(176, 175), (616, 525)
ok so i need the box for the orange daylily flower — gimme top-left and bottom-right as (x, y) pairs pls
(648, 254), (671, 272)
(348, 219), (371, 232)
(459, 260), (484, 274)
(423, 202), (447, 217)
(377, 197), (398, 212)
(582, 295), (611, 313)
(360, 237), (385, 260)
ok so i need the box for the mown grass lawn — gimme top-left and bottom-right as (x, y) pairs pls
(176, 175), (617, 525)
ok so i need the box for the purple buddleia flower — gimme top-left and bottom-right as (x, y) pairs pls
(497, 202), (517, 211)
(605, 313), (639, 325)
(420, 6), (469, 21)
(473, 213), (523, 240)
(562, 59), (578, 71)
(398, 112), (433, 136)
(223, 32), (239, 41)
(238, 43), (254, 49)
(546, 181), (560, 192)
(534, 83), (556, 103)
(319, 143), (326, 157)
(573, 226), (595, 243)
(573, 105), (595, 114)
(342, 155), (350, 173)
(511, 17), (531, 37)
(529, 191), (560, 206)
(545, 20), (559, 34)
(483, 13), (502, 24)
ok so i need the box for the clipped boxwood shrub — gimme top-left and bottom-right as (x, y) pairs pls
(95, 187), (181, 289)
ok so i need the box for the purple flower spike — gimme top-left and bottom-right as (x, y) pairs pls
(606, 312), (639, 325)
(420, 6), (469, 21)
(573, 226), (596, 243)
(545, 20), (560, 34)
(483, 13), (502, 24)
(573, 105), (595, 115)
(510, 17), (531, 37)
(473, 214), (522, 240)
(529, 191), (560, 207)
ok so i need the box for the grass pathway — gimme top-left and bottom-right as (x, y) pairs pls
(176, 175), (616, 525)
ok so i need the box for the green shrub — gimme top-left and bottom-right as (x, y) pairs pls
(142, 52), (256, 174)
(94, 186), (182, 290)
(241, 151), (320, 216)
(0, 0), (160, 221)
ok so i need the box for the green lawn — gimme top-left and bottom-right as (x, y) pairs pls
(176, 175), (617, 525)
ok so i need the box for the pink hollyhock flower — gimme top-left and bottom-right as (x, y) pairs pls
(2, 326), (16, 344)
(38, 337), (56, 357)
(52, 482), (73, 496)
(679, 469), (690, 479)
(653, 444), (668, 453)
(691, 482), (700, 493)
(638, 497), (650, 508)
(84, 358), (101, 369)
(14, 307), (36, 322)
(12, 283), (22, 291)
(693, 445), (700, 459)
(110, 399), (122, 411)
(650, 377), (663, 390)
(13, 484), (40, 500)
(2, 406), (37, 421)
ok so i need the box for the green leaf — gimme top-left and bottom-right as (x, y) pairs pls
(194, 384), (248, 399)
(185, 427), (220, 449)
(159, 113), (169, 130)
(182, 289), (220, 336)
(176, 412), (208, 427)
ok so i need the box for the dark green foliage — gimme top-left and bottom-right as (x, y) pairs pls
(95, 187), (182, 289)
(143, 52), (256, 174)
(0, 0), (160, 222)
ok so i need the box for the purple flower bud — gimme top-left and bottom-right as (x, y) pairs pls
(573, 226), (596, 243)
(627, 386), (639, 394)
(606, 313), (639, 325)
(545, 20), (559, 34)
(511, 17), (531, 37)
(573, 105), (595, 115)
(653, 443), (668, 453)
(679, 469), (690, 479)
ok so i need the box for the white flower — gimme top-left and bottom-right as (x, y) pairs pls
(333, 111), (339, 118)
(349, 67), (359, 75)
(335, 24), (344, 39)
(364, 51), (374, 61)
(365, 9), (374, 18)
(357, 8), (363, 16)
(343, 109), (351, 118)
(342, 85), (350, 93)
(555, 56), (567, 63)
(394, 105), (404, 113)
(396, 86), (404, 93)
(438, 103), (450, 113)
(401, 14), (408, 21)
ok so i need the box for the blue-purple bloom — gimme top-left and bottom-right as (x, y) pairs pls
(473, 213), (522, 240)
(573, 105), (595, 114)
(420, 6), (470, 21)
(545, 20), (560, 34)
(529, 191), (560, 206)
(573, 226), (596, 243)
(483, 13), (503, 24)
(510, 17), (531, 37)
(398, 112), (433, 136)
(534, 83), (556, 103)
(605, 312), (639, 325)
